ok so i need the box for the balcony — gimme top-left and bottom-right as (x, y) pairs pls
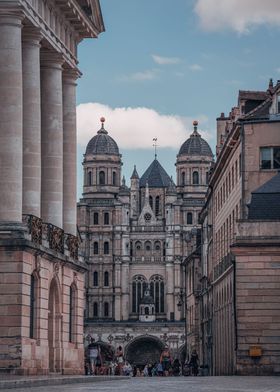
(131, 256), (165, 264)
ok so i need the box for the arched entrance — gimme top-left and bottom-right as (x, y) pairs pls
(125, 335), (165, 367)
(48, 277), (62, 373)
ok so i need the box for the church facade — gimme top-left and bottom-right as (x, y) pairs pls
(78, 119), (214, 365)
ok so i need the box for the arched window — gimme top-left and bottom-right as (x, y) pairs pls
(135, 241), (142, 257)
(93, 241), (99, 255)
(99, 170), (105, 185)
(69, 284), (77, 343)
(187, 212), (193, 225)
(154, 241), (161, 252)
(149, 196), (153, 210)
(104, 241), (109, 255)
(104, 271), (109, 287)
(132, 275), (147, 313)
(181, 172), (185, 186)
(112, 171), (116, 185)
(93, 302), (98, 317)
(145, 241), (151, 252)
(155, 196), (160, 216)
(93, 212), (99, 225)
(193, 171), (199, 185)
(87, 171), (92, 186)
(145, 307), (149, 315)
(104, 302), (109, 317)
(150, 275), (164, 313)
(104, 212), (109, 225)
(93, 271), (98, 287)
(30, 274), (37, 339)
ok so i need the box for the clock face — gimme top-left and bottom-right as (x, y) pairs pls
(144, 213), (152, 222)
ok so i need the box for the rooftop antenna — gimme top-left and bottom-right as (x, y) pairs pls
(153, 137), (158, 159)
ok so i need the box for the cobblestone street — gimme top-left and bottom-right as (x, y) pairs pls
(2, 377), (280, 392)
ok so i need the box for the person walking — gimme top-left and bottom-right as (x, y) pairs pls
(87, 338), (100, 375)
(189, 349), (199, 376)
(160, 346), (172, 376)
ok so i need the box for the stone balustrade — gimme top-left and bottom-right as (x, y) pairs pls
(23, 214), (79, 260)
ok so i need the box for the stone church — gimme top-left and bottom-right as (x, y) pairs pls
(78, 118), (214, 365)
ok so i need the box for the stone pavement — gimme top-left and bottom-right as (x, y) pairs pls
(0, 376), (279, 392)
(0, 375), (128, 390)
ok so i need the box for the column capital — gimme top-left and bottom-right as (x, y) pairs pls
(22, 26), (42, 47)
(62, 67), (81, 85)
(0, 2), (24, 25)
(41, 49), (65, 70)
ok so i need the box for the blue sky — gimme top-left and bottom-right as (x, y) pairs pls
(76, 0), (280, 199)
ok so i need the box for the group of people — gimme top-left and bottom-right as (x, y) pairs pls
(86, 338), (126, 376)
(86, 339), (199, 377)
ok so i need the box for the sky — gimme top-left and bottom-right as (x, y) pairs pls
(76, 0), (280, 199)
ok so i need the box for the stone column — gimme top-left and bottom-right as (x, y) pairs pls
(62, 69), (79, 235)
(22, 28), (42, 217)
(0, 10), (23, 222)
(41, 51), (64, 228)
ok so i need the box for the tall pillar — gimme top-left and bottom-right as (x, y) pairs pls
(0, 10), (23, 222)
(41, 51), (64, 228)
(62, 69), (79, 234)
(22, 28), (42, 217)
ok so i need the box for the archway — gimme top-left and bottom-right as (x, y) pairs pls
(125, 335), (165, 367)
(48, 277), (62, 373)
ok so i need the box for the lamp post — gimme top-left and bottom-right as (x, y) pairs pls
(177, 289), (188, 364)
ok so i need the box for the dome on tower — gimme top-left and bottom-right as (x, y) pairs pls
(178, 121), (213, 157)
(85, 117), (119, 156)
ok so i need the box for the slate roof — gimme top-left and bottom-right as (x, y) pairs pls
(85, 125), (119, 156)
(139, 159), (173, 188)
(178, 130), (213, 157)
(248, 172), (280, 220)
(242, 98), (271, 121)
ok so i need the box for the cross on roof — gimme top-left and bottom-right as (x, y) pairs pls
(152, 137), (158, 159)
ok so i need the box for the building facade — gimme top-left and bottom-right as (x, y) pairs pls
(78, 119), (214, 365)
(199, 80), (280, 375)
(0, 0), (104, 375)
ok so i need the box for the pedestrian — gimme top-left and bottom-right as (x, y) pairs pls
(156, 361), (163, 376)
(87, 338), (100, 375)
(143, 364), (149, 377)
(160, 346), (172, 376)
(115, 346), (125, 375)
(189, 349), (199, 376)
(172, 358), (181, 376)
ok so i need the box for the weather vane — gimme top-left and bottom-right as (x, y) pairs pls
(153, 138), (158, 159)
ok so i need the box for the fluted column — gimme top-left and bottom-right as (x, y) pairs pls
(41, 51), (64, 228)
(62, 69), (79, 235)
(22, 28), (42, 217)
(0, 10), (23, 222)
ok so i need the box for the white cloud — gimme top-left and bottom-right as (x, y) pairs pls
(77, 103), (213, 151)
(152, 54), (181, 65)
(194, 0), (280, 33)
(118, 69), (159, 82)
(189, 64), (203, 71)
